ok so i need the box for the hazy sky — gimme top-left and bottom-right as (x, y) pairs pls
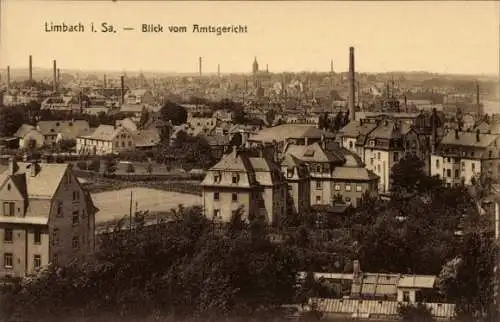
(1, 0), (499, 75)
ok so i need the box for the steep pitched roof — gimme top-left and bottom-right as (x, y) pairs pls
(14, 124), (36, 138)
(338, 121), (377, 138)
(0, 162), (69, 199)
(441, 131), (499, 148)
(80, 125), (124, 141)
(36, 120), (90, 138)
(285, 142), (345, 163)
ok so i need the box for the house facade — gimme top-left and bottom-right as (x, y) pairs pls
(76, 125), (135, 155)
(200, 148), (288, 225)
(0, 159), (97, 278)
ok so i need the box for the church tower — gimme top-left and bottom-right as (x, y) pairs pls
(252, 56), (259, 75)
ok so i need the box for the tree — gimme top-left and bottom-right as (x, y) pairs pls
(398, 303), (435, 322)
(139, 107), (150, 129)
(390, 154), (442, 198)
(103, 156), (117, 174)
(0, 107), (24, 137)
(265, 109), (277, 126)
(160, 101), (187, 126)
(146, 163), (153, 174)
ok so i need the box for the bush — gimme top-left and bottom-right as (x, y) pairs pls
(76, 161), (88, 170)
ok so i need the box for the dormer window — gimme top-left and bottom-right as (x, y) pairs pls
(232, 173), (240, 184)
(213, 172), (222, 183)
(287, 169), (294, 178)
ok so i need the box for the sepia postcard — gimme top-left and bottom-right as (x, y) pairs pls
(0, 1), (499, 321)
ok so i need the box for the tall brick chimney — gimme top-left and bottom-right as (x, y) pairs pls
(348, 47), (356, 121)
(120, 75), (125, 105)
(199, 57), (202, 77)
(52, 60), (57, 92)
(103, 74), (107, 88)
(29, 55), (33, 84)
(6, 66), (10, 89)
(476, 83), (482, 116)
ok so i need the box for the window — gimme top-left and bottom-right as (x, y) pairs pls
(403, 291), (410, 302)
(213, 192), (220, 200)
(349, 141), (353, 149)
(393, 152), (399, 162)
(4, 228), (13, 243)
(213, 209), (220, 219)
(316, 196), (321, 204)
(370, 158), (374, 165)
(356, 185), (362, 192)
(377, 152), (381, 160)
(3, 202), (14, 216)
(232, 193), (238, 202)
(6, 184), (11, 191)
(52, 228), (60, 246)
(56, 201), (63, 217)
(287, 169), (293, 178)
(72, 191), (80, 201)
(72, 236), (79, 249)
(232, 174), (239, 184)
(34, 230), (41, 244)
(455, 169), (459, 178)
(34, 255), (41, 269)
(213, 173), (221, 183)
(472, 163), (476, 172)
(334, 185), (341, 191)
(4, 253), (13, 268)
(316, 181), (322, 190)
(72, 210), (79, 225)
(446, 169), (451, 177)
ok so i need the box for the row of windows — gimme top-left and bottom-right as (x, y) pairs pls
(52, 229), (81, 249)
(3, 253), (41, 269)
(315, 195), (361, 205)
(213, 173), (240, 184)
(436, 159), (478, 172)
(3, 229), (41, 244)
(316, 182), (363, 192)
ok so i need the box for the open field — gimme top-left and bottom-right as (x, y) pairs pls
(92, 187), (202, 224)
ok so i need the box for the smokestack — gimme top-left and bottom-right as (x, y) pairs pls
(103, 74), (107, 88)
(330, 59), (334, 73)
(476, 83), (482, 115)
(431, 108), (437, 153)
(6, 66), (10, 89)
(29, 55), (33, 84)
(198, 56), (202, 77)
(52, 60), (57, 92)
(266, 64), (268, 73)
(57, 68), (61, 87)
(120, 75), (125, 105)
(348, 47), (356, 121)
(217, 64), (220, 78)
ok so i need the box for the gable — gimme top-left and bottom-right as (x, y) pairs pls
(0, 176), (26, 201)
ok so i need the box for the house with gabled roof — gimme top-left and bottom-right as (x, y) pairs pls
(0, 158), (98, 278)
(200, 147), (288, 225)
(76, 124), (135, 155)
(14, 124), (44, 149)
(36, 120), (91, 147)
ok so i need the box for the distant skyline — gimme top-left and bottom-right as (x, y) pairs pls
(1, 1), (499, 76)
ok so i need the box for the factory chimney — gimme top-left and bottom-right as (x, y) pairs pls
(29, 55), (33, 84)
(330, 59), (334, 73)
(217, 64), (220, 78)
(476, 83), (482, 116)
(348, 47), (356, 121)
(57, 68), (61, 87)
(431, 108), (438, 154)
(52, 60), (57, 92)
(7, 66), (10, 89)
(103, 74), (107, 88)
(120, 75), (125, 105)
(199, 57), (202, 77)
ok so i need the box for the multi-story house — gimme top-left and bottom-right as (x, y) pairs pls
(339, 119), (425, 193)
(200, 148), (288, 225)
(76, 125), (135, 155)
(430, 129), (500, 186)
(285, 142), (379, 208)
(124, 89), (154, 105)
(0, 158), (98, 278)
(281, 154), (310, 215)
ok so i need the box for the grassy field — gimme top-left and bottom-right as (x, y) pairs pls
(92, 187), (202, 224)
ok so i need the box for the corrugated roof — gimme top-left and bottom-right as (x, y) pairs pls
(398, 275), (436, 289)
(249, 124), (335, 143)
(309, 298), (455, 319)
